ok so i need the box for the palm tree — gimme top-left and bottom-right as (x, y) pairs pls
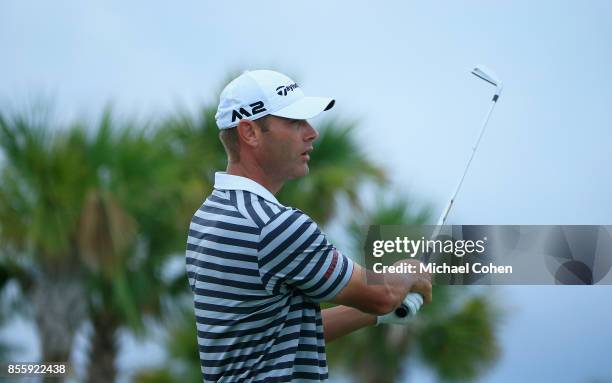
(0, 108), (192, 382)
(0, 110), (90, 375)
(76, 112), (191, 383)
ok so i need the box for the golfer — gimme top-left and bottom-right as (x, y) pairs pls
(186, 69), (432, 382)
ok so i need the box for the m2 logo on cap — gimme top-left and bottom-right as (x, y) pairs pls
(276, 83), (299, 96)
(231, 101), (267, 122)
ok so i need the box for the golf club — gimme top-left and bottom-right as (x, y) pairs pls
(394, 65), (503, 318)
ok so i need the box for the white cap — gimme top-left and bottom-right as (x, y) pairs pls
(215, 70), (335, 130)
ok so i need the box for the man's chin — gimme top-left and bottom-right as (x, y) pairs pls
(288, 165), (309, 180)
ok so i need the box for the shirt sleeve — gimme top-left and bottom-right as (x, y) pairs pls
(257, 208), (354, 302)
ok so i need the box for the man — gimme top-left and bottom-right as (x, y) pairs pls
(186, 69), (432, 382)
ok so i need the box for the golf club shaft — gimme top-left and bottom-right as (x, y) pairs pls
(436, 97), (499, 228)
(395, 94), (500, 318)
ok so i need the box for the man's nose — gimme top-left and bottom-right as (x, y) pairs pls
(304, 121), (319, 142)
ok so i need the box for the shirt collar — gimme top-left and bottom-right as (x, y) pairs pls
(214, 172), (281, 205)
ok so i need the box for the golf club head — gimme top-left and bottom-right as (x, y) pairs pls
(472, 65), (503, 96)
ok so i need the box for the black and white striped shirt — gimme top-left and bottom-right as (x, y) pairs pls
(186, 172), (354, 382)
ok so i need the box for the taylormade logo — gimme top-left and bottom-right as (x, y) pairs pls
(276, 83), (299, 96)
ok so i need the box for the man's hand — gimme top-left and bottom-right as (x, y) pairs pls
(376, 292), (424, 325)
(393, 258), (432, 303)
(376, 259), (432, 325)
(331, 259), (431, 317)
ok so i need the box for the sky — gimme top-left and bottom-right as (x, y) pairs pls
(1, 0), (612, 382)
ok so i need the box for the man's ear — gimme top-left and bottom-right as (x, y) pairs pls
(236, 119), (261, 148)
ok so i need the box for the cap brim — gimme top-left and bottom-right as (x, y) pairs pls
(270, 97), (335, 120)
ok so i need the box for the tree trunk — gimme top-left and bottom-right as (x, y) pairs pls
(31, 272), (87, 383)
(85, 310), (119, 383)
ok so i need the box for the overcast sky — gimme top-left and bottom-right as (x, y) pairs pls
(1, 1), (612, 382)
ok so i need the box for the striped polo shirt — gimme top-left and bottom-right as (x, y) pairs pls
(186, 172), (354, 382)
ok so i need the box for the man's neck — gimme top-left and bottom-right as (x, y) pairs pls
(226, 162), (284, 195)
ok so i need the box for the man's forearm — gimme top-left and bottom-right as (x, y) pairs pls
(321, 305), (377, 343)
